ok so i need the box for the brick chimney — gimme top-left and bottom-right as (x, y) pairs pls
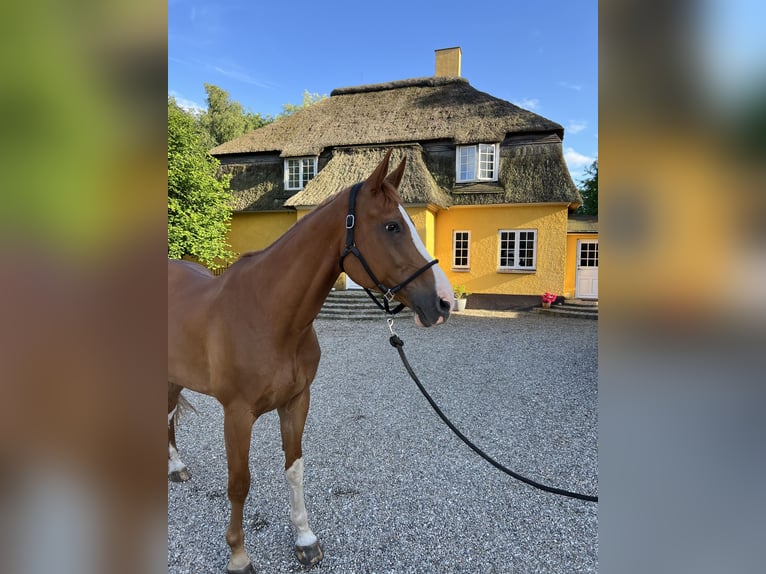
(434, 47), (462, 77)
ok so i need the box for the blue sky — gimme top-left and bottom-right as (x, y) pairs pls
(169, 0), (598, 182)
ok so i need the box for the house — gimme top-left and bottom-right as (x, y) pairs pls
(211, 48), (582, 309)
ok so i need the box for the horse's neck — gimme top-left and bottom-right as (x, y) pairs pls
(233, 197), (345, 333)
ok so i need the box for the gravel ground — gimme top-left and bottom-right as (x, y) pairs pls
(168, 312), (598, 573)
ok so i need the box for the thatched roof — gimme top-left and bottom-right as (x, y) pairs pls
(449, 143), (581, 206)
(284, 146), (452, 208)
(218, 157), (294, 212)
(211, 77), (563, 157)
(567, 214), (598, 233)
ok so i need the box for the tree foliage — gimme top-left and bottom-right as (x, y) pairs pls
(577, 160), (598, 216)
(168, 97), (234, 268)
(279, 90), (328, 117)
(198, 84), (270, 147)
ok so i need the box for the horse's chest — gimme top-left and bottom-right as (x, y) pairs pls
(223, 336), (320, 402)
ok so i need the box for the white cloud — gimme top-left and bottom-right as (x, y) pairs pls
(564, 147), (595, 169)
(169, 91), (206, 115)
(559, 81), (583, 91)
(564, 147), (597, 182)
(513, 98), (540, 110)
(567, 120), (587, 134)
(213, 65), (278, 89)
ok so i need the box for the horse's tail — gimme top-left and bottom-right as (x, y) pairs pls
(174, 392), (197, 423)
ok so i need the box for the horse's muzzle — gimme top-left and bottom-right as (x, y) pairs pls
(413, 296), (452, 327)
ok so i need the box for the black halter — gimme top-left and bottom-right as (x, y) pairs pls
(339, 182), (439, 315)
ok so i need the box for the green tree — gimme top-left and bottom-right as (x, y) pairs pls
(168, 97), (234, 268)
(198, 83), (270, 147)
(279, 90), (327, 117)
(577, 160), (598, 216)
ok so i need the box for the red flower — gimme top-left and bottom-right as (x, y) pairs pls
(541, 292), (557, 303)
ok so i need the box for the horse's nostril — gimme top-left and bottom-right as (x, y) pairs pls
(439, 298), (452, 313)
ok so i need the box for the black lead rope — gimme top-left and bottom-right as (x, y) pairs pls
(388, 332), (598, 503)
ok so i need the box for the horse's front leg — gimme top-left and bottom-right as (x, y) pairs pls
(278, 389), (324, 567)
(223, 404), (256, 574)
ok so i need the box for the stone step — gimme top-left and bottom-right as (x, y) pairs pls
(318, 290), (413, 321)
(533, 299), (598, 320)
(562, 298), (598, 307)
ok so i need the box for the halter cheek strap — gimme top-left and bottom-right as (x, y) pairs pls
(339, 182), (439, 315)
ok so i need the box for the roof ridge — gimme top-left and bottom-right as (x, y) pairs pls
(330, 76), (468, 96)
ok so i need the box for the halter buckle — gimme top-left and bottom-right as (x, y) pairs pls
(345, 214), (355, 229)
(384, 289), (396, 303)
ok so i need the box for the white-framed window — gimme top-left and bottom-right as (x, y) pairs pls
(578, 241), (599, 267)
(284, 157), (317, 190)
(498, 229), (537, 271)
(452, 230), (471, 270)
(456, 143), (500, 183)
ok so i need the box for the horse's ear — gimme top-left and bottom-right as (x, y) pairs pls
(384, 157), (407, 191)
(365, 149), (393, 191)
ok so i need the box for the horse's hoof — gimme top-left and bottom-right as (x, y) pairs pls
(226, 561), (256, 574)
(169, 468), (191, 482)
(295, 541), (324, 566)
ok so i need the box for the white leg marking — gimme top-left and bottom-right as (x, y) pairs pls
(168, 444), (186, 474)
(399, 206), (454, 323)
(285, 458), (318, 547)
(168, 406), (177, 427)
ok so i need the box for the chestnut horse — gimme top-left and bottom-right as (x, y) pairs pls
(168, 150), (452, 573)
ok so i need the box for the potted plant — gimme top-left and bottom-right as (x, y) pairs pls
(453, 285), (471, 311)
(541, 291), (557, 309)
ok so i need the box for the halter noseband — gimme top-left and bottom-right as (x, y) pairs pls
(339, 182), (439, 315)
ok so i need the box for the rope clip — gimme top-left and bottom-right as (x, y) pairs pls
(386, 317), (397, 337)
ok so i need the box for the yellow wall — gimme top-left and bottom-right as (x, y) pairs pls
(434, 204), (569, 296)
(403, 206), (437, 254)
(226, 204), (570, 298)
(564, 233), (598, 299)
(228, 211), (297, 255)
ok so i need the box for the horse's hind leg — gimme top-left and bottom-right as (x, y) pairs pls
(168, 383), (191, 482)
(278, 389), (323, 567)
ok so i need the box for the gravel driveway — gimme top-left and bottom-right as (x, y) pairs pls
(168, 312), (598, 573)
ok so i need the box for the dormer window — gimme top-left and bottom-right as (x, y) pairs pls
(456, 143), (500, 183)
(284, 157), (317, 190)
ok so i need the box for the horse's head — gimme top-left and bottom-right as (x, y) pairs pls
(339, 150), (453, 326)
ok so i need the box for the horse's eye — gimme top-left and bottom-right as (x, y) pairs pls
(385, 222), (401, 233)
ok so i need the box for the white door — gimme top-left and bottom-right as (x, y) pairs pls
(575, 240), (598, 299)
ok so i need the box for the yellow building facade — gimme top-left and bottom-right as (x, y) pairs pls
(225, 202), (574, 301)
(227, 211), (296, 256)
(434, 204), (570, 297)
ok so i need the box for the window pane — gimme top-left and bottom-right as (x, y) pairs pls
(287, 159), (300, 188)
(458, 147), (476, 181)
(580, 243), (598, 267)
(301, 158), (315, 185)
(518, 231), (534, 267)
(478, 144), (495, 179)
(453, 231), (469, 267)
(499, 230), (536, 269)
(499, 231), (514, 267)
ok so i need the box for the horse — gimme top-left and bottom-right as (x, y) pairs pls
(168, 149), (453, 574)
